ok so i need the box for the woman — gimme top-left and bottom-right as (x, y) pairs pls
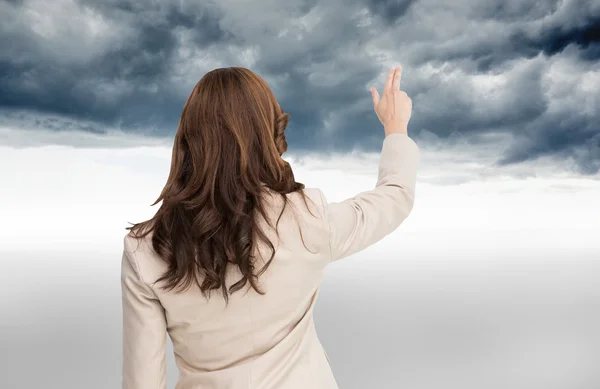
(121, 65), (419, 389)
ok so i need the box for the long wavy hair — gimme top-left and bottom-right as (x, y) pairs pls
(126, 67), (319, 305)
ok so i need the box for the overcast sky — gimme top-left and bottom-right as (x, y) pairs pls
(1, 0), (599, 176)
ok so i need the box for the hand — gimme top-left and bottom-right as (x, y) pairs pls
(370, 66), (412, 136)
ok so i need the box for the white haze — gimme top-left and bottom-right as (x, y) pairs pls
(1, 126), (599, 389)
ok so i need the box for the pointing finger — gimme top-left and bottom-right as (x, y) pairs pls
(383, 67), (396, 95)
(392, 65), (402, 91)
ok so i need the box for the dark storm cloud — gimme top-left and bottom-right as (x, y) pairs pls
(413, 1), (600, 69)
(0, 0), (599, 175)
(510, 14), (600, 62)
(468, 0), (561, 22)
(0, 0), (236, 130)
(497, 109), (600, 175)
(365, 0), (416, 24)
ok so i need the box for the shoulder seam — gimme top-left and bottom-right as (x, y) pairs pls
(123, 235), (148, 286)
(315, 188), (333, 262)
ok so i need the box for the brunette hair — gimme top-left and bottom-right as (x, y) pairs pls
(126, 67), (318, 305)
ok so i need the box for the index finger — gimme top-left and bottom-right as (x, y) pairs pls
(392, 65), (402, 91)
(383, 67), (396, 95)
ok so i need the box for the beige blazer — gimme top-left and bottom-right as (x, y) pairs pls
(121, 133), (420, 389)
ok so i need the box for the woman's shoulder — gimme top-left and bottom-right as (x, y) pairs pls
(122, 229), (167, 285)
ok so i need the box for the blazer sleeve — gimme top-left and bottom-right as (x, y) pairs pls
(121, 237), (168, 389)
(317, 133), (420, 262)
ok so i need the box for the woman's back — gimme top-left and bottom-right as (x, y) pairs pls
(121, 66), (418, 389)
(123, 187), (335, 388)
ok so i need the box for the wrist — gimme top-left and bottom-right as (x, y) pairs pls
(384, 126), (408, 136)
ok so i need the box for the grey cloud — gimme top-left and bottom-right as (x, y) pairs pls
(0, 0), (599, 175)
(0, 0), (236, 130)
(497, 109), (600, 175)
(467, 0), (561, 22)
(405, 0), (599, 69)
(509, 15), (600, 63)
(364, 0), (416, 25)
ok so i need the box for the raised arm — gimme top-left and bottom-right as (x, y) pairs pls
(318, 132), (420, 262)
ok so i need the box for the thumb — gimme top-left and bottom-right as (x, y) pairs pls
(370, 87), (380, 108)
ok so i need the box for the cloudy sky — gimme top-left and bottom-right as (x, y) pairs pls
(1, 0), (600, 388)
(1, 0), (599, 174)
